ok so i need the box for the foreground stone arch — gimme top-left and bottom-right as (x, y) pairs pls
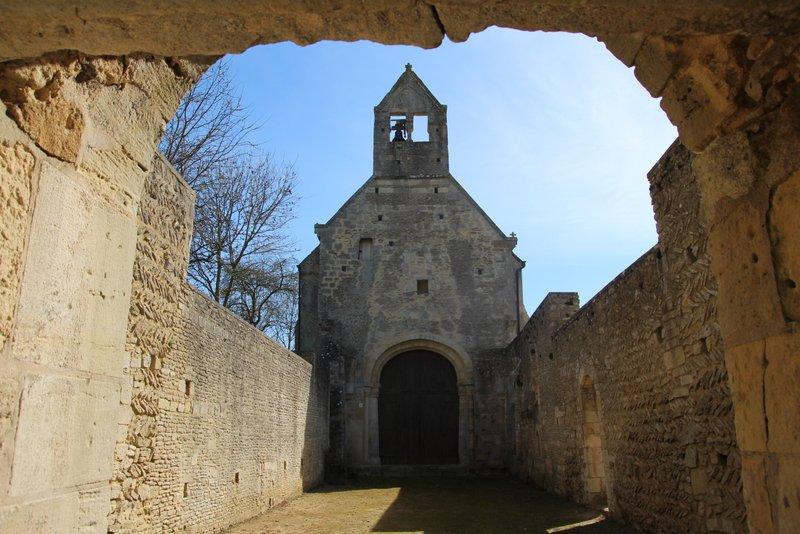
(1, 2), (799, 532)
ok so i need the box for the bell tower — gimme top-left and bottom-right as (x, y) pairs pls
(373, 64), (449, 177)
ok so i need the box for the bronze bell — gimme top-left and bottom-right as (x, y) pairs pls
(391, 119), (407, 142)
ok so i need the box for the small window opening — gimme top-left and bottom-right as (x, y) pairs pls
(183, 482), (189, 497)
(388, 241), (394, 247)
(477, 268), (483, 275)
(412, 115), (429, 142)
(184, 379), (192, 397)
(548, 353), (554, 360)
(269, 497), (274, 507)
(655, 326), (664, 342)
(358, 238), (373, 261)
(417, 279), (429, 295)
(389, 115), (407, 142)
(283, 460), (287, 471)
(341, 265), (347, 272)
(234, 472), (240, 484)
(436, 157), (441, 162)
(377, 214), (383, 221)
(438, 214), (444, 220)
(434, 187), (439, 194)
(374, 187), (379, 194)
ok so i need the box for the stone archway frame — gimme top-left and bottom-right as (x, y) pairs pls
(362, 337), (474, 468)
(577, 367), (615, 513)
(1, 3), (800, 532)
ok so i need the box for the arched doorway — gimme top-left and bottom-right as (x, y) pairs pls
(378, 350), (459, 465)
(581, 375), (608, 507)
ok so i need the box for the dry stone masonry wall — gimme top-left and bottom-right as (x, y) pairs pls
(109, 154), (326, 533)
(0, 53), (203, 532)
(507, 142), (746, 533)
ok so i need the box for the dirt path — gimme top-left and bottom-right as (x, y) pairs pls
(225, 477), (635, 533)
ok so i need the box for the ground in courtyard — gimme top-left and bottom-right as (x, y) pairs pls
(225, 477), (634, 533)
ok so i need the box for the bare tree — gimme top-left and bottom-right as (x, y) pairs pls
(161, 59), (301, 346)
(189, 155), (297, 308)
(230, 259), (297, 334)
(269, 285), (299, 351)
(160, 59), (259, 190)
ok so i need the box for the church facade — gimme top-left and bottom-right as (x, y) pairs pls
(297, 65), (526, 472)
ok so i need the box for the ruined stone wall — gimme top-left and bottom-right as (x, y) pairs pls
(109, 154), (326, 533)
(508, 142), (746, 532)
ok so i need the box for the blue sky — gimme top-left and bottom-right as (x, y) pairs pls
(226, 28), (677, 312)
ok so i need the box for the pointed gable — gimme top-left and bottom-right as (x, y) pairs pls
(376, 64), (445, 113)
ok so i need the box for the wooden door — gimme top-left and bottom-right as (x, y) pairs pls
(378, 350), (459, 465)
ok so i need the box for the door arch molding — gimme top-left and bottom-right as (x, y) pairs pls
(362, 338), (474, 467)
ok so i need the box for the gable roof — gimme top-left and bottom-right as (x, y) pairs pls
(375, 64), (445, 112)
(318, 174), (521, 262)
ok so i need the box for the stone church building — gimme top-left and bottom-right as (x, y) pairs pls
(298, 65), (526, 472)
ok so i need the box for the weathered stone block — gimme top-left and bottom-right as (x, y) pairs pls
(692, 130), (757, 225)
(0, 489), (107, 533)
(764, 332), (800, 454)
(10, 374), (120, 495)
(10, 161), (137, 378)
(706, 195), (785, 347)
(0, 139), (35, 349)
(724, 340), (767, 453)
(768, 171), (800, 322)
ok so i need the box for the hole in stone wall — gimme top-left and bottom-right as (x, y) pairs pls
(786, 278), (797, 289)
(374, 187), (379, 194)
(412, 115), (429, 142)
(685, 246), (698, 263)
(234, 472), (240, 483)
(417, 279), (429, 295)
(269, 497), (274, 507)
(477, 268), (483, 275)
(434, 187), (439, 194)
(717, 452), (728, 467)
(548, 353), (554, 360)
(183, 482), (189, 497)
(751, 253), (759, 263)
(655, 326), (664, 342)
(341, 265), (347, 272)
(388, 240), (394, 247)
(377, 214), (383, 221)
(283, 460), (287, 471)
(389, 115), (407, 141)
(184, 379), (192, 396)
(438, 214), (444, 220)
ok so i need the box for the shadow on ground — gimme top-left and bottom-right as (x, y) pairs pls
(226, 476), (635, 533)
(364, 477), (628, 533)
